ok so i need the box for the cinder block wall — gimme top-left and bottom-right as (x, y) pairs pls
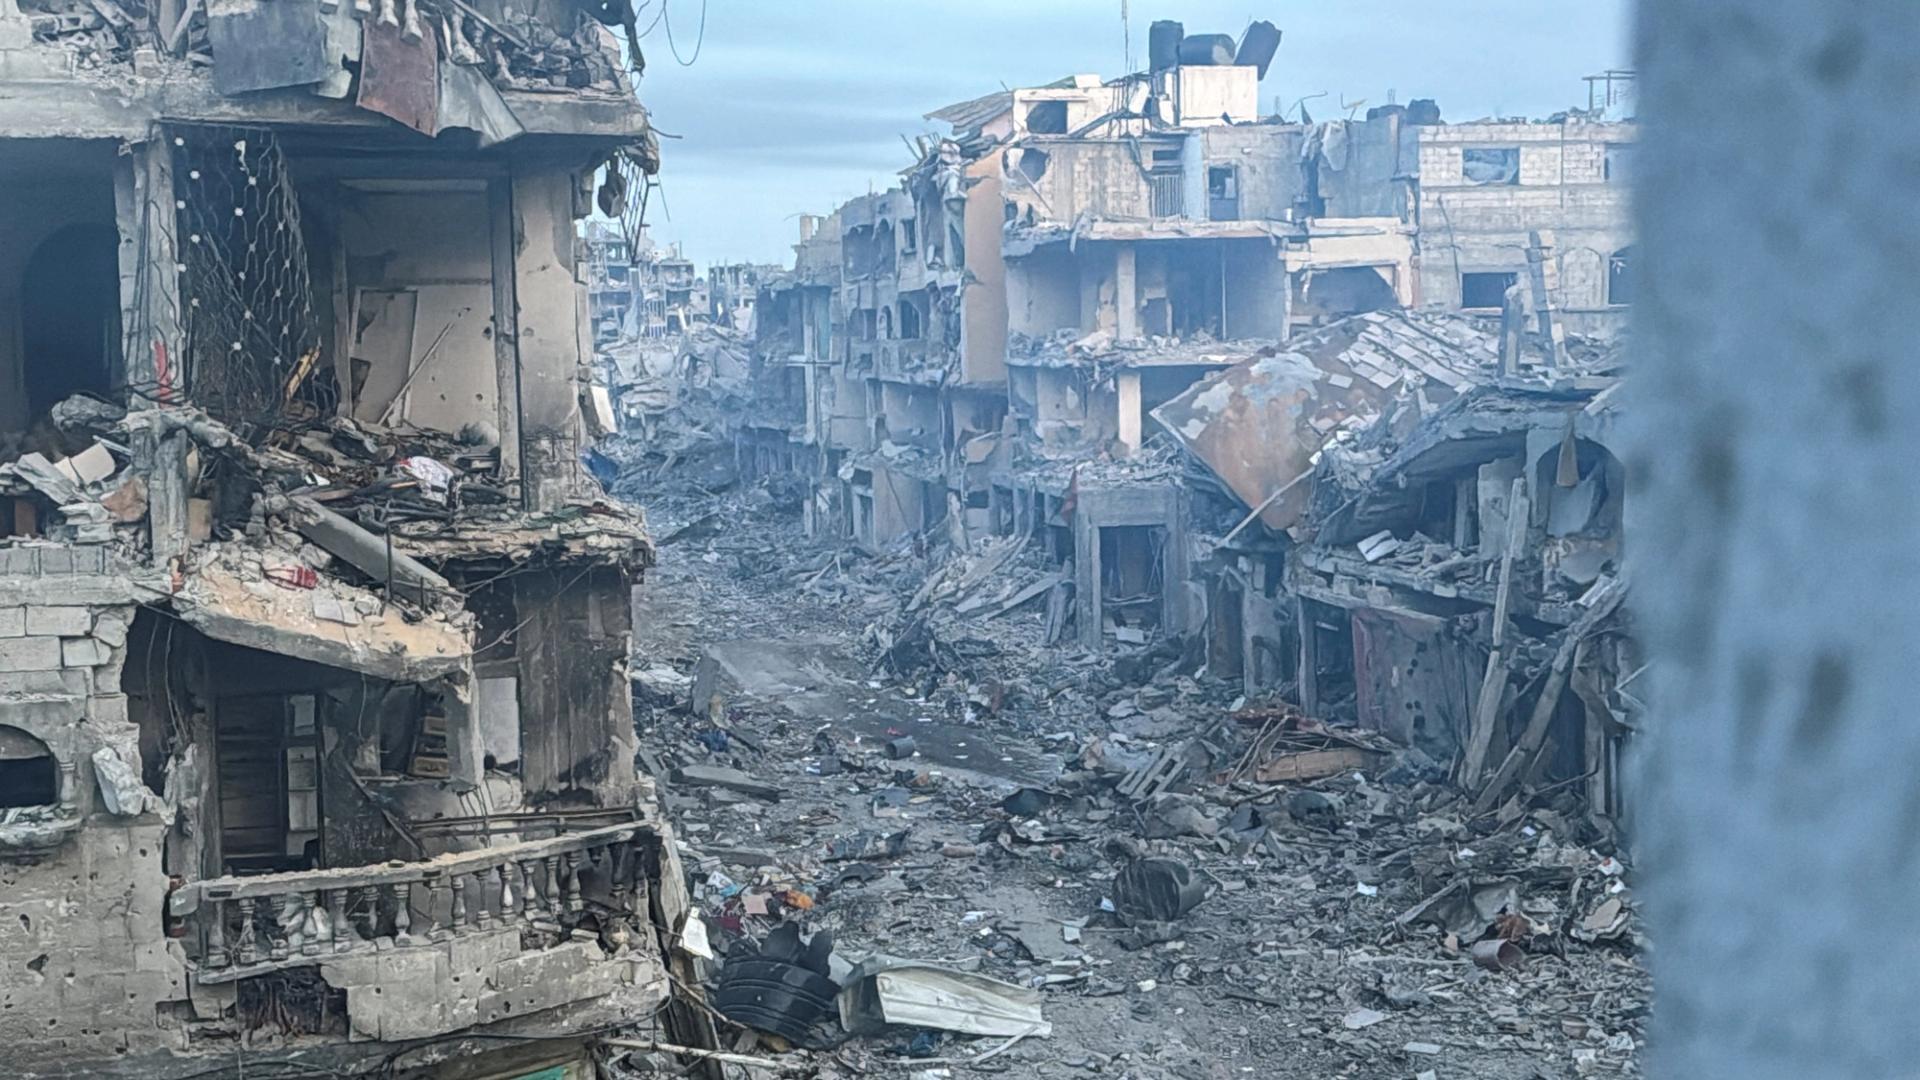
(1416, 122), (1635, 319)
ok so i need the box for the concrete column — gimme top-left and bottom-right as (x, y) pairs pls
(1294, 596), (1318, 715)
(1634, 3), (1920, 1077)
(1075, 509), (1101, 651)
(509, 169), (585, 513)
(1114, 244), (1139, 341)
(1115, 370), (1142, 456)
(488, 177), (524, 492)
(116, 140), (190, 564)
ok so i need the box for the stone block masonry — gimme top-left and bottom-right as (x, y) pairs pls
(25, 606), (92, 636)
(0, 635), (62, 670)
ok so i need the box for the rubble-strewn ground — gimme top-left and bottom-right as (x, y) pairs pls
(624, 476), (1648, 1080)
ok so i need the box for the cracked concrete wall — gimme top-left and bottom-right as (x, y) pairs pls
(1632, 2), (1916, 1076)
(1198, 124), (1309, 221)
(958, 156), (1008, 386)
(513, 566), (638, 808)
(0, 565), (187, 1072)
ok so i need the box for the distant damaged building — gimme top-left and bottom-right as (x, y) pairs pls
(0, 4), (706, 1078)
(744, 18), (1632, 662)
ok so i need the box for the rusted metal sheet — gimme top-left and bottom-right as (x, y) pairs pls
(1150, 348), (1330, 531)
(205, 0), (331, 95)
(1151, 311), (1494, 531)
(358, 18), (439, 136)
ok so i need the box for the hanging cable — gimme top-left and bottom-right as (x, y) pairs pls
(661, 0), (706, 66)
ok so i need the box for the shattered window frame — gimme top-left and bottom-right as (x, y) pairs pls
(1462, 147), (1522, 186)
(1460, 270), (1520, 309)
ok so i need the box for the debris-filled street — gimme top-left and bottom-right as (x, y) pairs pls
(615, 466), (1648, 1078)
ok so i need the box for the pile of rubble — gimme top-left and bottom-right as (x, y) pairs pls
(598, 326), (755, 495)
(619, 488), (1649, 1079)
(3, 393), (646, 643)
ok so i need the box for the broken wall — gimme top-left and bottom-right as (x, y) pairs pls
(859, 464), (926, 550)
(335, 186), (498, 434)
(1221, 240), (1290, 338)
(1071, 484), (1191, 649)
(1349, 606), (1477, 762)
(1198, 124), (1308, 221)
(1314, 114), (1417, 219)
(511, 566), (638, 808)
(1005, 245), (1083, 338)
(0, 559), (186, 1072)
(1012, 140), (1164, 223)
(1416, 122), (1633, 322)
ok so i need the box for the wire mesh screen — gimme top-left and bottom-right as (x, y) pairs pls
(172, 125), (331, 438)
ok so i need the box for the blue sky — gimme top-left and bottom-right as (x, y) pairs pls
(629, 0), (1631, 266)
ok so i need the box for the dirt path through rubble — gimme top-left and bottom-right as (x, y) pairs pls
(630, 504), (1055, 785)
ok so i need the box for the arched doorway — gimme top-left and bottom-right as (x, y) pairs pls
(0, 726), (59, 808)
(23, 222), (121, 416)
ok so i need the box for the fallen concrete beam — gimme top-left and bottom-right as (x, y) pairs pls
(673, 764), (782, 801)
(288, 496), (451, 594)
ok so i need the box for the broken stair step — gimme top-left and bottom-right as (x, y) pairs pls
(673, 764), (784, 801)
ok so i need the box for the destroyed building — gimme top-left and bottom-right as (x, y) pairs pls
(586, 222), (689, 345)
(0, 2), (711, 1077)
(704, 261), (778, 332)
(734, 21), (1633, 666)
(1156, 311), (1632, 818)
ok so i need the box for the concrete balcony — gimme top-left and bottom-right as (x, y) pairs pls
(166, 822), (664, 1042)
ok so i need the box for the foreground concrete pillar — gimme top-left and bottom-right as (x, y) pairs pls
(1633, 3), (1920, 1077)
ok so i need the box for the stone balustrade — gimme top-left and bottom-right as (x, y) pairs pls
(167, 822), (649, 984)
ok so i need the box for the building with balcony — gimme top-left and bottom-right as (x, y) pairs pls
(0, 1), (707, 1076)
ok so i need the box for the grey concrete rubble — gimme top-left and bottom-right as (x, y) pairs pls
(585, 16), (1646, 1079)
(0, 0), (723, 1076)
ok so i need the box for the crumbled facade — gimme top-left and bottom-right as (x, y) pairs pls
(0, 3), (708, 1076)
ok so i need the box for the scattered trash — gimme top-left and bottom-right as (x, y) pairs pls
(825, 829), (910, 862)
(715, 925), (840, 1044)
(1470, 938), (1526, 972)
(679, 912), (713, 960)
(1111, 857), (1208, 924)
(1000, 787), (1058, 816)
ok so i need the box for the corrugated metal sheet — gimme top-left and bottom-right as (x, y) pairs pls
(1150, 311), (1498, 530)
